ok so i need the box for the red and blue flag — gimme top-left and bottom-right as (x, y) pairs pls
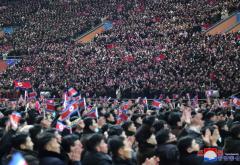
(68, 87), (78, 97)
(60, 101), (79, 121)
(14, 80), (32, 89)
(8, 152), (28, 165)
(152, 99), (162, 109)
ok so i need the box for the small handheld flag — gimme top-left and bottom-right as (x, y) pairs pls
(8, 152), (28, 165)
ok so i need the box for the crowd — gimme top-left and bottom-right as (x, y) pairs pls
(0, 1), (240, 164)
(0, 95), (240, 165)
(0, 0), (240, 98)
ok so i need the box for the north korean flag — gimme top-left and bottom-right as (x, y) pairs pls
(28, 91), (37, 99)
(14, 80), (32, 89)
(46, 103), (56, 112)
(10, 112), (21, 124)
(79, 98), (86, 109)
(152, 99), (162, 109)
(68, 87), (78, 97)
(232, 97), (240, 108)
(60, 101), (78, 121)
(85, 107), (98, 118)
(56, 121), (67, 132)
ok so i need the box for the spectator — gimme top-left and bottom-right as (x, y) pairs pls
(82, 133), (112, 165)
(10, 133), (39, 165)
(135, 116), (157, 164)
(121, 121), (136, 137)
(37, 132), (65, 165)
(61, 134), (83, 165)
(179, 111), (205, 149)
(155, 129), (179, 165)
(81, 117), (98, 147)
(108, 136), (134, 165)
(177, 136), (202, 165)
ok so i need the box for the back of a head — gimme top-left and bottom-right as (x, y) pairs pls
(121, 121), (132, 132)
(62, 134), (79, 153)
(108, 136), (124, 157)
(168, 112), (181, 127)
(142, 115), (156, 127)
(36, 132), (55, 152)
(131, 114), (141, 122)
(108, 125), (123, 137)
(85, 133), (104, 152)
(11, 133), (28, 150)
(83, 117), (93, 131)
(177, 136), (194, 155)
(135, 124), (152, 143)
(204, 112), (216, 121)
(156, 129), (170, 145)
(153, 120), (165, 133)
(230, 123), (240, 139)
(29, 124), (42, 140)
(45, 128), (58, 134)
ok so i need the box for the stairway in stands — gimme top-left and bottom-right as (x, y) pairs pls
(75, 21), (113, 44)
(205, 12), (240, 35)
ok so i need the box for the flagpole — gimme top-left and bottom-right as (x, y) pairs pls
(77, 108), (81, 118)
(84, 98), (87, 112)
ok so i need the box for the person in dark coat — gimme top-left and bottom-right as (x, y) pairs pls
(131, 114), (143, 129)
(61, 134), (83, 165)
(108, 136), (135, 165)
(177, 136), (202, 165)
(82, 133), (112, 165)
(216, 120), (230, 147)
(178, 111), (205, 149)
(167, 112), (183, 137)
(155, 129), (180, 165)
(37, 132), (66, 165)
(135, 116), (157, 165)
(4, 133), (39, 165)
(222, 123), (240, 165)
(80, 117), (98, 148)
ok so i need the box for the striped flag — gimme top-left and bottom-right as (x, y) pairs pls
(220, 100), (229, 108)
(46, 103), (56, 112)
(79, 98), (86, 109)
(68, 87), (78, 97)
(84, 107), (98, 118)
(152, 99), (162, 109)
(63, 92), (71, 109)
(8, 152), (28, 165)
(14, 81), (32, 89)
(60, 101), (79, 121)
(28, 91), (37, 99)
(56, 121), (67, 132)
(232, 97), (240, 108)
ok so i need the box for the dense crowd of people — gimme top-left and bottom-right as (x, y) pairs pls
(0, 95), (240, 165)
(0, 1), (240, 164)
(0, 0), (240, 98)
